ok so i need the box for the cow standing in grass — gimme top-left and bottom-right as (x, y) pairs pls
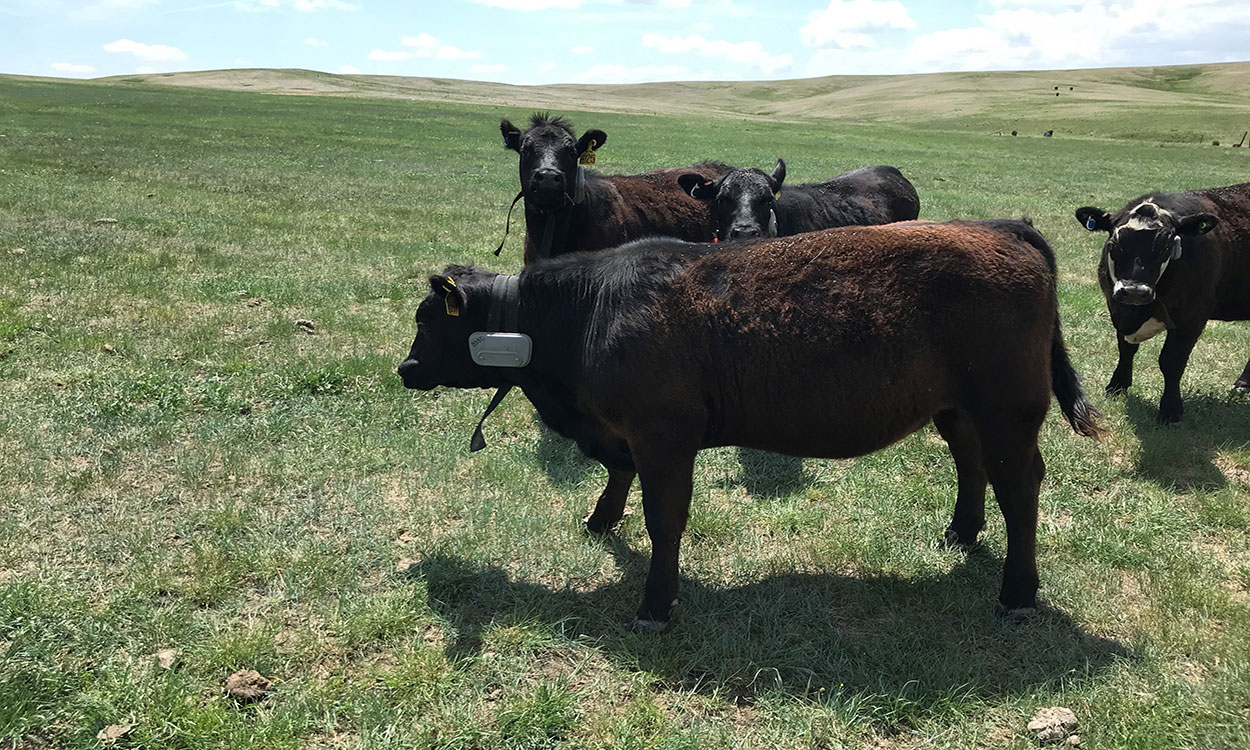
(398, 219), (1101, 632)
(1076, 184), (1250, 423)
(499, 113), (730, 263)
(677, 160), (919, 241)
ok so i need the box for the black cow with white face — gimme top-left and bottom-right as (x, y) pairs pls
(1076, 184), (1250, 423)
(677, 160), (919, 241)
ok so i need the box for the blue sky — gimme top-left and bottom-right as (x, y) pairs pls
(2, 0), (1248, 84)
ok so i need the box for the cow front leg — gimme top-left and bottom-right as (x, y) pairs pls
(1234, 357), (1250, 392)
(628, 440), (698, 633)
(1157, 326), (1204, 424)
(584, 467), (635, 534)
(1106, 336), (1139, 396)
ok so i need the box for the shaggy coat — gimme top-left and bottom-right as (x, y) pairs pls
(399, 220), (1100, 631)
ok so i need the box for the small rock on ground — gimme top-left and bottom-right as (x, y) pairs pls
(97, 723), (134, 744)
(225, 669), (272, 703)
(295, 319), (316, 334)
(1027, 706), (1078, 744)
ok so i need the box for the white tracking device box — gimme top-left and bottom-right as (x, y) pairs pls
(468, 332), (532, 368)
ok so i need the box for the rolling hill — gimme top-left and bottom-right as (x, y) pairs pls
(93, 62), (1250, 144)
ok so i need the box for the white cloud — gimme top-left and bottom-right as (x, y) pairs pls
(470, 63), (509, 74)
(305, 36), (328, 47)
(800, 0), (915, 49)
(641, 33), (792, 74)
(339, 64), (360, 74)
(51, 62), (96, 75)
(371, 33), (484, 62)
(571, 44), (594, 54)
(103, 38), (188, 62)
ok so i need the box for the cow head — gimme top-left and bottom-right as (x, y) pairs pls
(398, 265), (504, 391)
(678, 159), (785, 241)
(500, 113), (606, 212)
(1076, 200), (1218, 305)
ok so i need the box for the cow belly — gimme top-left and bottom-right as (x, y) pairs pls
(1124, 317), (1167, 344)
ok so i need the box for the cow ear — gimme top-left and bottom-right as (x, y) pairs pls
(770, 158), (787, 192)
(429, 274), (468, 317)
(1075, 206), (1112, 233)
(501, 119), (521, 152)
(577, 129), (607, 156)
(678, 173), (716, 200)
(1176, 212), (1218, 235)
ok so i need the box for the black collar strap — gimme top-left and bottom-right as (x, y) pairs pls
(470, 273), (522, 452)
(493, 167), (585, 257)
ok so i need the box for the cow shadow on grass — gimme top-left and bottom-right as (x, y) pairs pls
(1123, 391), (1250, 491)
(416, 539), (1128, 706)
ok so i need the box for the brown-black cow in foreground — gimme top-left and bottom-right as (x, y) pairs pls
(677, 160), (920, 241)
(398, 220), (1101, 632)
(500, 113), (730, 263)
(1076, 183), (1250, 423)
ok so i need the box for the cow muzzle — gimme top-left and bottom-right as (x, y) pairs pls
(727, 224), (762, 240)
(1111, 281), (1155, 306)
(397, 358), (432, 390)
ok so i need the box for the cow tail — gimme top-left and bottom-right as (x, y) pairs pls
(1051, 316), (1102, 439)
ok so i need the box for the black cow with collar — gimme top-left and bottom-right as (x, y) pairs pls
(500, 113), (730, 263)
(398, 219), (1101, 632)
(1076, 183), (1250, 423)
(676, 160), (919, 241)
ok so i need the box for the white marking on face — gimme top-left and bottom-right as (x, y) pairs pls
(1124, 317), (1167, 344)
(1107, 252), (1119, 287)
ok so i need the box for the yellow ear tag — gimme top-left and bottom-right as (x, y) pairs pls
(774, 191), (781, 200)
(578, 139), (598, 166)
(441, 278), (460, 316)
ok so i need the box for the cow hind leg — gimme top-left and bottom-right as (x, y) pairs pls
(584, 467), (635, 534)
(933, 409), (987, 547)
(628, 436), (699, 633)
(974, 411), (1045, 616)
(1233, 356), (1250, 392)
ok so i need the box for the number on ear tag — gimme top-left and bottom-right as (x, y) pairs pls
(578, 139), (598, 165)
(1086, 217), (1097, 230)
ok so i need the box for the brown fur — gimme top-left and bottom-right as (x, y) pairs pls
(400, 219), (1100, 629)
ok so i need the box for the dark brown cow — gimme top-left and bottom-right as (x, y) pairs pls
(1076, 184), (1250, 422)
(500, 113), (730, 263)
(398, 219), (1101, 631)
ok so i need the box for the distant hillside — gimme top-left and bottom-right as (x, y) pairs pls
(81, 62), (1250, 144)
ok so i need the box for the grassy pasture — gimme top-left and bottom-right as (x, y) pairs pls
(0, 74), (1248, 748)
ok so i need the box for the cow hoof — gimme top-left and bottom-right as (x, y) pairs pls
(996, 603), (1038, 620)
(942, 526), (979, 548)
(1233, 379), (1250, 394)
(582, 513), (618, 536)
(1156, 411), (1182, 426)
(1105, 381), (1129, 397)
(628, 618), (669, 634)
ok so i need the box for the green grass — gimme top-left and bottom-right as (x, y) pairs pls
(1, 73), (1248, 749)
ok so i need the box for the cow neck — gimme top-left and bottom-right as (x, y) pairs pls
(526, 202), (580, 260)
(469, 274), (522, 452)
